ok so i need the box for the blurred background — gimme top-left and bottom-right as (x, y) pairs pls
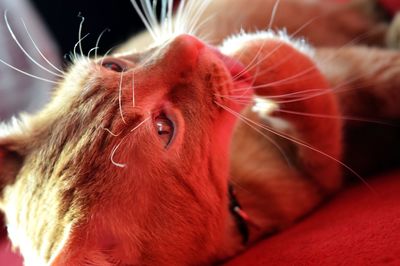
(0, 0), (148, 122)
(31, 0), (147, 56)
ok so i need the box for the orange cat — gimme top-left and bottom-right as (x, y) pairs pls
(0, 0), (399, 265)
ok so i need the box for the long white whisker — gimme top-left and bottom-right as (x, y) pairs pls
(191, 14), (216, 42)
(20, 19), (65, 75)
(130, 0), (157, 41)
(111, 141), (128, 168)
(215, 101), (292, 167)
(186, 0), (212, 36)
(135, 41), (169, 68)
(102, 127), (122, 137)
(244, 22), (385, 89)
(182, 0), (198, 34)
(141, 0), (159, 36)
(268, 0), (281, 30)
(220, 92), (397, 127)
(4, 11), (64, 78)
(0, 57), (58, 84)
(161, 0), (167, 25)
(168, 0), (173, 35)
(130, 116), (151, 132)
(276, 108), (397, 126)
(175, 0), (187, 35)
(217, 102), (376, 194)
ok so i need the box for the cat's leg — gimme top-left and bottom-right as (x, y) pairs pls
(198, 0), (388, 47)
(316, 46), (400, 176)
(225, 36), (343, 241)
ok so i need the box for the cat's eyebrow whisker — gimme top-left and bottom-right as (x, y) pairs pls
(73, 33), (90, 61)
(99, 45), (118, 65)
(87, 47), (99, 58)
(3, 11), (64, 78)
(118, 72), (128, 125)
(0, 57), (59, 84)
(215, 101), (377, 194)
(77, 13), (86, 57)
(20, 19), (65, 75)
(95, 28), (111, 61)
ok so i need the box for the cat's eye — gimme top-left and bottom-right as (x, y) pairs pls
(155, 114), (175, 147)
(101, 59), (126, 72)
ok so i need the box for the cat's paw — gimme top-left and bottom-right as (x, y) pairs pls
(386, 13), (400, 49)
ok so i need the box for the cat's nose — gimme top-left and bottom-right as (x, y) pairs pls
(172, 34), (205, 59)
(163, 34), (205, 70)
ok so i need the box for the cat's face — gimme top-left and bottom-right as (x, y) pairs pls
(0, 34), (252, 265)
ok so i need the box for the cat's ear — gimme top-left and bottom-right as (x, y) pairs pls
(0, 121), (26, 197)
(0, 145), (23, 197)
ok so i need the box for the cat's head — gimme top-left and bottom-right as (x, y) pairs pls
(0, 34), (252, 265)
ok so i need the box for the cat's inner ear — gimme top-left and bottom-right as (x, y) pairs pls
(0, 146), (23, 195)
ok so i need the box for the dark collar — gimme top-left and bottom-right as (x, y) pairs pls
(228, 184), (249, 245)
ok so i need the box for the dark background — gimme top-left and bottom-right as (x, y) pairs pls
(30, 0), (147, 57)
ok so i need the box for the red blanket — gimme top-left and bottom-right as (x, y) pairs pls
(224, 171), (400, 266)
(380, 0), (400, 16)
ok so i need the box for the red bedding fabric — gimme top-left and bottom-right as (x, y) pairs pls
(224, 171), (400, 266)
(380, 0), (400, 16)
(0, 171), (399, 265)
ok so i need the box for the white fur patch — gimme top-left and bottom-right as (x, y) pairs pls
(252, 97), (278, 117)
(219, 29), (315, 59)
